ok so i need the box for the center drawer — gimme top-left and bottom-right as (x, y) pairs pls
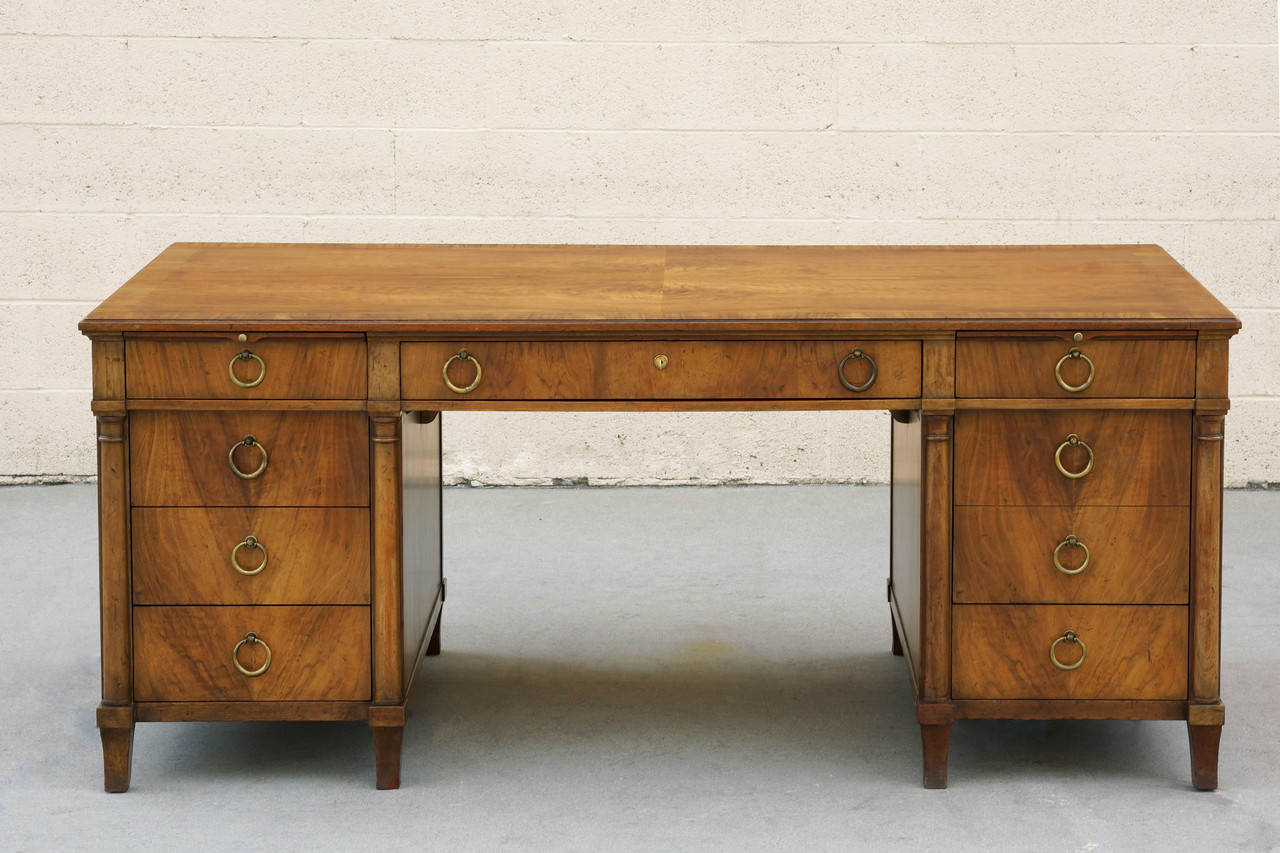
(401, 340), (922, 401)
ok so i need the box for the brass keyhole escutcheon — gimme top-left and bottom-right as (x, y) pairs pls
(654, 354), (669, 370)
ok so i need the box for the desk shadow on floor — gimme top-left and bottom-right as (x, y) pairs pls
(132, 649), (1192, 791)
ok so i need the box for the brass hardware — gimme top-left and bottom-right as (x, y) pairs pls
(1054, 347), (1095, 392)
(230, 535), (268, 576)
(1054, 433), (1094, 479)
(1050, 630), (1086, 671)
(837, 348), (878, 393)
(1073, 332), (1083, 342)
(237, 333), (248, 343)
(1053, 535), (1090, 575)
(232, 632), (272, 677)
(228, 435), (269, 480)
(442, 349), (482, 394)
(653, 354), (669, 370)
(229, 349), (266, 389)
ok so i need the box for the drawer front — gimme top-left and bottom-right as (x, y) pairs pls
(127, 339), (367, 400)
(957, 338), (1195, 398)
(132, 507), (370, 605)
(952, 605), (1187, 700)
(134, 605), (370, 702)
(953, 506), (1189, 604)
(954, 410), (1190, 507)
(131, 411), (369, 507)
(402, 340), (922, 401)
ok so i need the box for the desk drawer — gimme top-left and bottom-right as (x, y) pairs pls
(957, 338), (1194, 398)
(953, 506), (1189, 604)
(130, 411), (369, 507)
(952, 604), (1187, 700)
(127, 338), (367, 400)
(402, 340), (921, 401)
(134, 605), (370, 702)
(954, 410), (1190, 507)
(132, 507), (370, 606)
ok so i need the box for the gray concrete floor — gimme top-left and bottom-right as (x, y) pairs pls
(1, 484), (1278, 851)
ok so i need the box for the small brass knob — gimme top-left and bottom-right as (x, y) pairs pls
(653, 354), (669, 370)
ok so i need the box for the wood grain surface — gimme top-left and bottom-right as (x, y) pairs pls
(134, 605), (370, 702)
(130, 410), (369, 507)
(132, 507), (370, 605)
(954, 410), (1191, 506)
(890, 411), (923, 687)
(79, 244), (1240, 333)
(953, 505), (1189, 604)
(403, 340), (921, 400)
(127, 338), (367, 399)
(956, 338), (1195, 398)
(952, 604), (1187, 700)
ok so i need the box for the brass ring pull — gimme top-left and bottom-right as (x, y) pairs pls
(230, 535), (268, 576)
(1050, 630), (1087, 671)
(1054, 433), (1094, 479)
(837, 348), (878, 393)
(229, 349), (266, 389)
(1052, 535), (1090, 575)
(442, 349), (482, 394)
(228, 435), (268, 480)
(232, 632), (272, 677)
(1054, 347), (1095, 393)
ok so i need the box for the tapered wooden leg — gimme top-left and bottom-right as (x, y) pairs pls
(918, 703), (954, 789)
(97, 703), (134, 792)
(426, 612), (442, 657)
(372, 725), (404, 789)
(100, 723), (134, 793)
(891, 616), (903, 656)
(1188, 723), (1222, 791)
(370, 704), (406, 789)
(920, 724), (951, 789)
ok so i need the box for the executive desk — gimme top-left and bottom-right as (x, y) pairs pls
(80, 243), (1239, 791)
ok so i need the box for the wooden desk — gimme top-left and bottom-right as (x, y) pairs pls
(80, 243), (1239, 791)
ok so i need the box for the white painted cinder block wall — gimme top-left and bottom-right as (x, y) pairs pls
(1, 2), (1277, 486)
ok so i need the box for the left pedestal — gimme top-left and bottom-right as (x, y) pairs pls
(89, 334), (443, 791)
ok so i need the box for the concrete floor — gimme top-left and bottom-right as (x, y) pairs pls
(1, 483), (1278, 851)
